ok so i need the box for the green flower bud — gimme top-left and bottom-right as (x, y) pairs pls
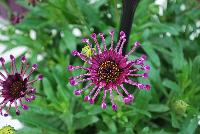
(173, 100), (189, 115)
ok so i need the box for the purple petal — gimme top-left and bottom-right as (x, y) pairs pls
(137, 84), (144, 89)
(69, 77), (77, 86)
(120, 31), (126, 39)
(21, 56), (27, 63)
(143, 73), (148, 79)
(90, 98), (95, 104)
(123, 97), (130, 104)
(134, 41), (141, 47)
(74, 90), (83, 95)
(91, 33), (96, 39)
(0, 57), (5, 63)
(82, 38), (89, 43)
(22, 104), (29, 110)
(84, 96), (90, 102)
(72, 50), (78, 56)
(145, 84), (151, 90)
(112, 104), (118, 111)
(101, 102), (107, 109)
(10, 55), (15, 60)
(143, 65), (150, 71)
(38, 75), (43, 80)
(68, 65), (74, 71)
(32, 64), (38, 70)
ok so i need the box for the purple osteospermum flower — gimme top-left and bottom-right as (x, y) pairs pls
(28, 0), (39, 6)
(0, 55), (43, 116)
(68, 31), (151, 111)
(10, 14), (24, 25)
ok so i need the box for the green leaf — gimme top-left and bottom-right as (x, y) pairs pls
(61, 26), (76, 51)
(179, 117), (198, 134)
(192, 55), (200, 81)
(163, 79), (180, 92)
(42, 78), (57, 102)
(148, 104), (169, 112)
(74, 116), (99, 129)
(171, 40), (186, 71)
(75, 0), (100, 26)
(102, 115), (117, 132)
(142, 42), (160, 67)
(140, 23), (180, 35)
(16, 126), (41, 134)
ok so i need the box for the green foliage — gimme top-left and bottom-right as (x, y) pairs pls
(0, 0), (200, 134)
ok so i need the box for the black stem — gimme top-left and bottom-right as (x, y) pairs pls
(118, 0), (140, 55)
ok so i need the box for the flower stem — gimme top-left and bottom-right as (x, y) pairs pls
(118, 0), (140, 55)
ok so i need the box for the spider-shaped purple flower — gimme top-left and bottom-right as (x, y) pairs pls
(0, 55), (42, 116)
(68, 31), (151, 111)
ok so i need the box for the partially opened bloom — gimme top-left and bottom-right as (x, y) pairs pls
(68, 31), (151, 111)
(0, 55), (42, 116)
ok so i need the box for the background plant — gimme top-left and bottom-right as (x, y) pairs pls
(0, 0), (200, 134)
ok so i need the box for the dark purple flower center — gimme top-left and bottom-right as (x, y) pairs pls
(3, 73), (27, 99)
(98, 60), (121, 83)
(10, 81), (25, 98)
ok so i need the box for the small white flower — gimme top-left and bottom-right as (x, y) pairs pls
(189, 32), (198, 41)
(117, 4), (121, 8)
(180, 4), (186, 11)
(37, 54), (44, 62)
(51, 29), (57, 36)
(196, 20), (200, 28)
(107, 13), (112, 18)
(29, 30), (37, 40)
(155, 0), (167, 9)
(60, 31), (65, 38)
(155, 0), (167, 16)
(15, 29), (23, 35)
(182, 25), (186, 32)
(196, 29), (200, 34)
(166, 32), (171, 37)
(198, 115), (200, 119)
(89, 0), (98, 4)
(72, 28), (82, 37)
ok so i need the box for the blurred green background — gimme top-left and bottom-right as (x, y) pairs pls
(0, 0), (200, 134)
